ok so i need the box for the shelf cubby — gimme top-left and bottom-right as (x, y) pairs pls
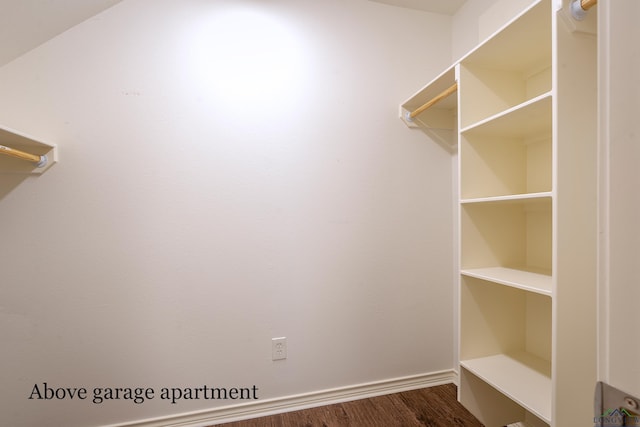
(460, 94), (552, 199)
(461, 355), (551, 425)
(460, 276), (552, 424)
(460, 197), (552, 275)
(458, 0), (551, 129)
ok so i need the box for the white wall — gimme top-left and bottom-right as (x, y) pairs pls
(0, 1), (453, 426)
(598, 0), (640, 398)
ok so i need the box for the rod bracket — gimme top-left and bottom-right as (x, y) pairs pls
(571, 0), (587, 20)
(404, 111), (414, 122)
(36, 155), (47, 168)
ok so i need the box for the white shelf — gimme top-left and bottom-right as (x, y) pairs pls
(0, 124), (58, 174)
(461, 267), (552, 296)
(461, 192), (552, 205)
(461, 352), (552, 424)
(460, 92), (552, 137)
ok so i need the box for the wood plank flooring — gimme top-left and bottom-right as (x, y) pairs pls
(214, 383), (484, 427)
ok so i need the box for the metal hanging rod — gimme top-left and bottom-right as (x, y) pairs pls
(571, 0), (597, 20)
(405, 83), (458, 122)
(0, 144), (48, 168)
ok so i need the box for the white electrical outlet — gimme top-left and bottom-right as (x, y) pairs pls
(272, 337), (287, 360)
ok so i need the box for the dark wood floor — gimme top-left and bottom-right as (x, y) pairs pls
(214, 383), (484, 427)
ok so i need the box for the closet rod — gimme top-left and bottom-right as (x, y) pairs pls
(571, 0), (597, 20)
(581, 0), (597, 10)
(407, 83), (457, 120)
(0, 144), (47, 167)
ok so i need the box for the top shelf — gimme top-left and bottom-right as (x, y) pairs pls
(458, 0), (552, 129)
(0, 125), (58, 174)
(461, 0), (551, 73)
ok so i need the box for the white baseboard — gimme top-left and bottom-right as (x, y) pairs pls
(107, 369), (457, 427)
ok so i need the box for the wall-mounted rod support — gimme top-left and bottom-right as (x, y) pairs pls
(0, 144), (47, 168)
(571, 0), (597, 20)
(405, 83), (458, 122)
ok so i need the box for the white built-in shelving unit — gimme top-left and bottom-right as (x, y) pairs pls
(400, 0), (598, 425)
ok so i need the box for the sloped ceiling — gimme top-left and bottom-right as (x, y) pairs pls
(0, 0), (123, 67)
(368, 0), (467, 15)
(0, 0), (465, 68)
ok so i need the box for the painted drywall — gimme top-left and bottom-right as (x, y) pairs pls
(0, 0), (123, 67)
(0, 1), (453, 426)
(598, 0), (640, 398)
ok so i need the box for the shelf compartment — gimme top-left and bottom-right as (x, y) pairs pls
(458, 0), (551, 128)
(460, 276), (551, 361)
(461, 197), (552, 273)
(0, 125), (58, 174)
(459, 65), (551, 130)
(460, 94), (551, 199)
(460, 276), (551, 423)
(459, 365), (534, 426)
(461, 353), (551, 424)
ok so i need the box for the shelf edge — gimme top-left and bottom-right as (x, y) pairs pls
(461, 267), (553, 296)
(461, 192), (552, 205)
(459, 91), (552, 134)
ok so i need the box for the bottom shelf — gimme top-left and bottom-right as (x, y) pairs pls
(460, 352), (551, 424)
